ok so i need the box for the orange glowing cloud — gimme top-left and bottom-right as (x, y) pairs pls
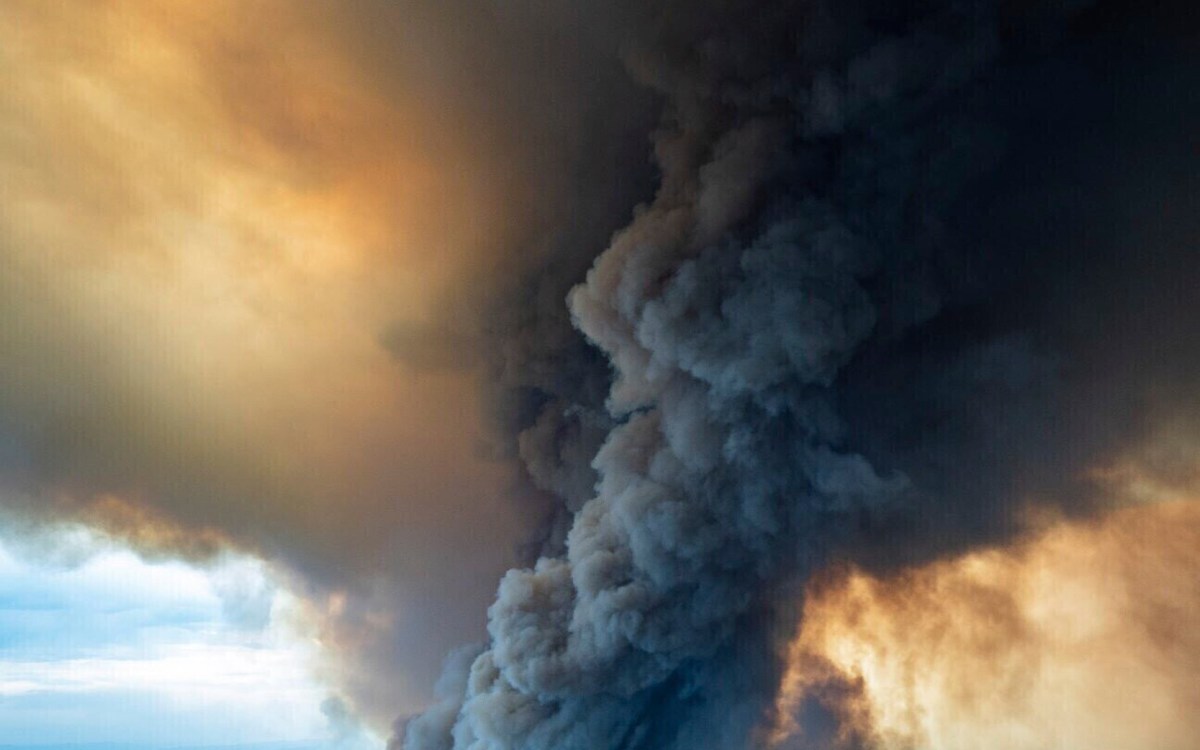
(0, 0), (535, 727)
(772, 500), (1200, 750)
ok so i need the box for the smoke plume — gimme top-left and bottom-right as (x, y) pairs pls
(1, 0), (1197, 747)
(401, 1), (1200, 749)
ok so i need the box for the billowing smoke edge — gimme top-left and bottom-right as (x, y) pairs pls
(399, 1), (1200, 749)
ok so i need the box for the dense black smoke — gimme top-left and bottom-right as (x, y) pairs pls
(397, 1), (1200, 749)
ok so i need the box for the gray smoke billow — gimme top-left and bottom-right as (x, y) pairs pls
(400, 1), (1200, 748)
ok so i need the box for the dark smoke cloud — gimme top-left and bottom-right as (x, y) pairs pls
(2, 0), (1196, 743)
(0, 0), (658, 726)
(401, 1), (1200, 749)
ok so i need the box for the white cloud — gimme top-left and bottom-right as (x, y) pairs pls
(0, 529), (381, 748)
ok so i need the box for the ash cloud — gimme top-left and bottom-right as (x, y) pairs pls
(1, 0), (1197, 746)
(0, 0), (652, 728)
(402, 1), (1200, 749)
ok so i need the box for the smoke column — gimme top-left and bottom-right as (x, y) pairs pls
(401, 1), (1200, 749)
(1, 0), (1197, 745)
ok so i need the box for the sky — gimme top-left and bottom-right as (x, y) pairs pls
(0, 528), (379, 748)
(0, 2), (1198, 750)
